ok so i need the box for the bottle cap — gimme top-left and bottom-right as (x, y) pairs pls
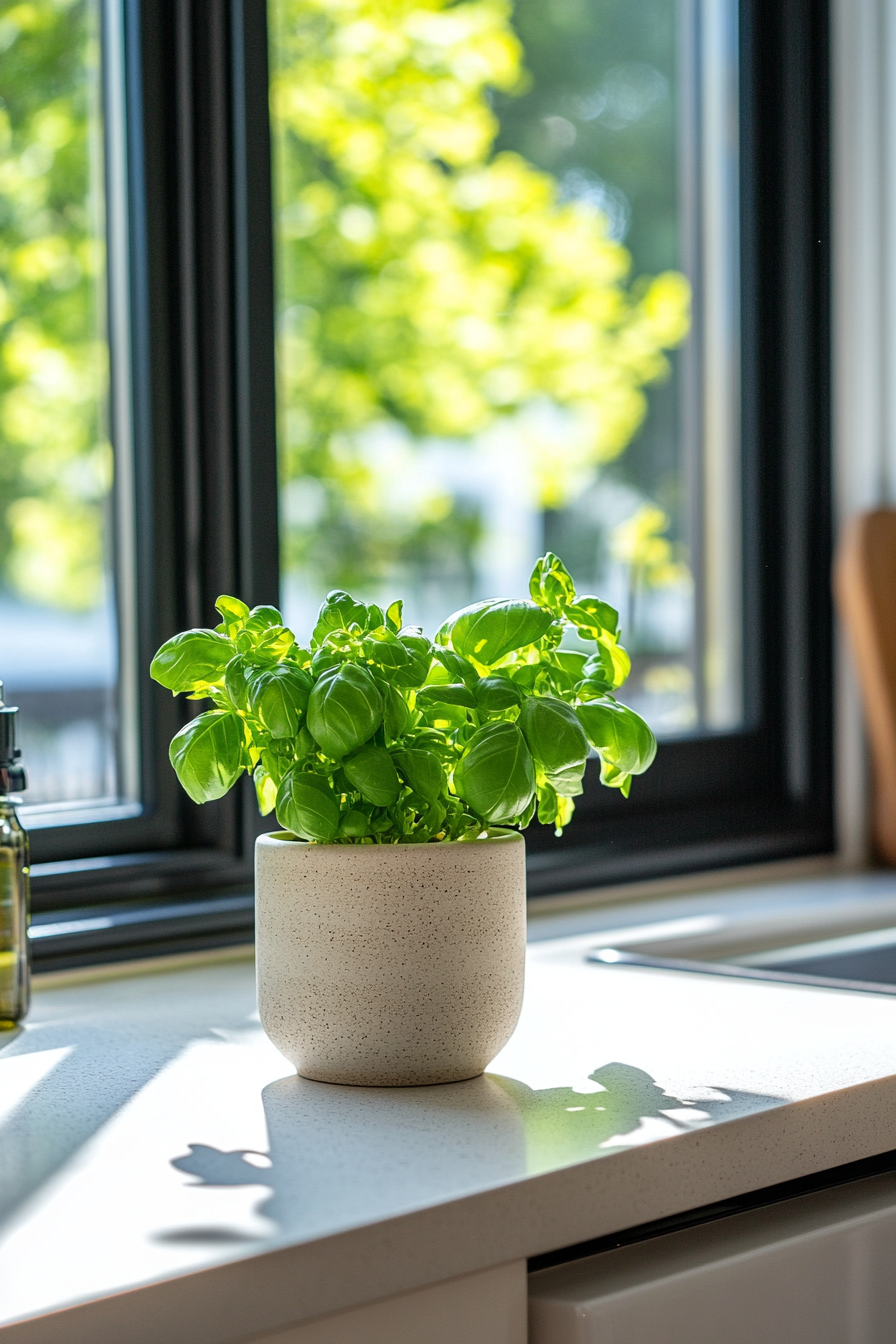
(0, 681), (26, 791)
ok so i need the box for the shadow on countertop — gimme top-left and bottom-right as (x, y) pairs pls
(168, 1061), (785, 1236)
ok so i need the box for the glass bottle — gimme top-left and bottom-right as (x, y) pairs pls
(0, 682), (29, 1028)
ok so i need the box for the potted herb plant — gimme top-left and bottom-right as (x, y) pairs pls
(151, 553), (656, 1086)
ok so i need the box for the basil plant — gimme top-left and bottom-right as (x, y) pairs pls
(150, 553), (656, 844)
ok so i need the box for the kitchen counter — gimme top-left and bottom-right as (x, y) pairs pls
(3, 919), (896, 1342)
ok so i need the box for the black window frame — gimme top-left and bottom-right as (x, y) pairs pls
(28, 0), (832, 967)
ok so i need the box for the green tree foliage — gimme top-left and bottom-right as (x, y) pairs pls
(270, 0), (690, 593)
(494, 0), (679, 277)
(0, 0), (109, 611)
(0, 0), (689, 622)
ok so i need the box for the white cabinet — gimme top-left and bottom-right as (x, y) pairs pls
(529, 1171), (896, 1343)
(239, 1261), (526, 1344)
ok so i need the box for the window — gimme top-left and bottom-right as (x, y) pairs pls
(0, 0), (138, 825)
(267, 0), (831, 896)
(269, 0), (741, 738)
(20, 2), (280, 963)
(15, 0), (831, 966)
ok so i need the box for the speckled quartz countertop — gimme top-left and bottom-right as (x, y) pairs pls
(3, 917), (896, 1343)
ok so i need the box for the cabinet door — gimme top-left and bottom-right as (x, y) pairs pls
(530, 1174), (896, 1343)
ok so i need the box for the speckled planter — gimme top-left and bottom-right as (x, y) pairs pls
(255, 830), (526, 1087)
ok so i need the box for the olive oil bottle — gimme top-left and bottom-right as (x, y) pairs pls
(0, 683), (29, 1028)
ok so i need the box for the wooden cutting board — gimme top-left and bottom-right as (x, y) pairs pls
(834, 508), (896, 862)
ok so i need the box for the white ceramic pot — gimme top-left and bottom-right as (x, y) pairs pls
(255, 830), (526, 1086)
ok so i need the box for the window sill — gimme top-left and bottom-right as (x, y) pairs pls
(27, 849), (846, 974)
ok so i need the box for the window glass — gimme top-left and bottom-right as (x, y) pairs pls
(0, 0), (133, 821)
(269, 0), (741, 740)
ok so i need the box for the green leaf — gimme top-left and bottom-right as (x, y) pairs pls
(600, 637), (631, 689)
(262, 737), (305, 785)
(231, 608), (292, 656)
(312, 589), (373, 645)
(255, 626), (295, 658)
(215, 595), (250, 637)
(307, 663), (384, 758)
(244, 606), (285, 636)
(295, 724), (317, 757)
(452, 721), (536, 824)
(343, 743), (402, 806)
(339, 808), (373, 838)
(433, 648), (479, 686)
(362, 627), (410, 669)
(529, 552), (576, 613)
(578, 640), (631, 694)
(416, 682), (478, 709)
(394, 631), (434, 687)
(550, 651), (588, 685)
(412, 726), (454, 754)
(475, 676), (522, 712)
(509, 663), (542, 691)
(386, 600), (403, 632)
(417, 797), (447, 835)
(253, 767), (278, 816)
(599, 759), (633, 796)
(537, 780), (559, 826)
(565, 595), (619, 639)
(169, 710), (244, 803)
(151, 630), (234, 693)
(546, 763), (586, 797)
(421, 700), (468, 730)
(393, 747), (442, 800)
(519, 695), (590, 774)
(440, 598), (554, 666)
(248, 664), (312, 738)
(535, 782), (575, 834)
(286, 646), (313, 670)
(311, 648), (343, 677)
(514, 792), (538, 829)
(275, 770), (340, 841)
(554, 794), (576, 834)
(382, 683), (410, 741)
(224, 655), (257, 712)
(575, 677), (609, 701)
(576, 700), (657, 776)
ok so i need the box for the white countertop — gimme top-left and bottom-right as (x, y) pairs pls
(3, 927), (896, 1343)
